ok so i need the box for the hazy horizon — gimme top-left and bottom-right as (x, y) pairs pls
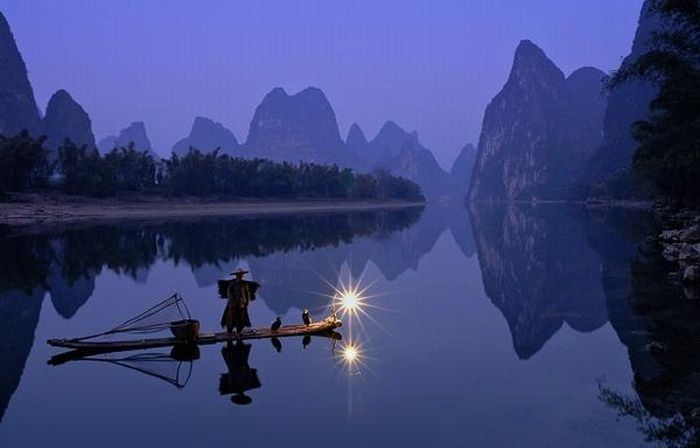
(4, 0), (643, 168)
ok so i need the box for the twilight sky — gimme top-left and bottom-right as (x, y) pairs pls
(3, 0), (644, 168)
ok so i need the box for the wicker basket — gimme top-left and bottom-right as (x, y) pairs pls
(170, 319), (200, 340)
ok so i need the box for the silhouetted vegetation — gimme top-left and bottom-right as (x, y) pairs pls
(162, 149), (422, 200)
(0, 131), (50, 191)
(611, 0), (700, 207)
(0, 137), (424, 201)
(599, 383), (699, 448)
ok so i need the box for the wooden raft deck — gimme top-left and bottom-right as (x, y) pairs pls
(48, 316), (342, 352)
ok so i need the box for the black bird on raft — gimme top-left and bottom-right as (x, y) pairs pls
(271, 317), (281, 332)
(302, 335), (311, 349)
(302, 309), (311, 326)
(271, 337), (282, 353)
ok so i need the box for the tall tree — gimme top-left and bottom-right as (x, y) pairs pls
(0, 132), (49, 191)
(611, 0), (700, 206)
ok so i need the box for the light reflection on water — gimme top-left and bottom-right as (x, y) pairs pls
(0, 204), (697, 447)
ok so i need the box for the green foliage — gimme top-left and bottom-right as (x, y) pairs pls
(102, 144), (157, 193)
(1, 137), (424, 201)
(610, 0), (700, 206)
(0, 131), (49, 191)
(58, 139), (108, 195)
(371, 168), (425, 201)
(161, 148), (425, 201)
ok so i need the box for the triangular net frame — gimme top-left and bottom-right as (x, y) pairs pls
(73, 293), (193, 342)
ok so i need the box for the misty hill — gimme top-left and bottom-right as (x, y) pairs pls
(43, 89), (96, 154)
(245, 87), (355, 166)
(367, 121), (410, 166)
(469, 40), (606, 202)
(347, 121), (452, 200)
(585, 0), (663, 198)
(98, 121), (157, 158)
(245, 88), (451, 200)
(370, 124), (450, 200)
(172, 116), (239, 157)
(450, 143), (476, 199)
(0, 12), (42, 137)
(345, 123), (370, 163)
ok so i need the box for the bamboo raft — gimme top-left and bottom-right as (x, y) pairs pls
(48, 316), (342, 352)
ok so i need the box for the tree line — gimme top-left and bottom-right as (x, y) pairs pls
(611, 0), (700, 207)
(0, 135), (424, 201)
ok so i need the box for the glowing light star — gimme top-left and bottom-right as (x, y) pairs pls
(343, 344), (359, 363)
(339, 290), (360, 311)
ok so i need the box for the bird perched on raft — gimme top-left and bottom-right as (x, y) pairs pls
(271, 317), (281, 332)
(302, 309), (312, 326)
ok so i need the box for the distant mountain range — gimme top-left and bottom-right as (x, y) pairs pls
(172, 116), (239, 157)
(98, 121), (157, 158)
(0, 1), (663, 203)
(167, 89), (456, 201)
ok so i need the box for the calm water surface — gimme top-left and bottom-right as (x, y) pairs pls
(0, 205), (697, 447)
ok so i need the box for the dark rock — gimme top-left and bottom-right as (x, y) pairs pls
(172, 116), (239, 157)
(684, 266), (700, 284)
(644, 341), (667, 353)
(680, 225), (700, 243)
(0, 12), (42, 137)
(43, 89), (96, 155)
(660, 229), (682, 241)
(691, 407), (700, 422)
(684, 285), (700, 300)
(638, 236), (660, 256)
(469, 40), (606, 202)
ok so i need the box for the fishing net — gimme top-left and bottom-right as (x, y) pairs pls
(74, 293), (196, 341)
(75, 350), (195, 388)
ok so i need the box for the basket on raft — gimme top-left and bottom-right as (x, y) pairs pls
(169, 319), (200, 340)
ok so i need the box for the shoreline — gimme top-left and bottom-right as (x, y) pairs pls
(0, 194), (425, 227)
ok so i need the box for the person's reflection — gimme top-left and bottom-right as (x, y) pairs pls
(219, 341), (261, 405)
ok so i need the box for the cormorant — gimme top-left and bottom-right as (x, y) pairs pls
(302, 309), (312, 326)
(271, 337), (282, 353)
(302, 335), (311, 349)
(271, 316), (282, 332)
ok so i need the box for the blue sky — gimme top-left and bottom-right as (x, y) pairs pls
(3, 0), (644, 167)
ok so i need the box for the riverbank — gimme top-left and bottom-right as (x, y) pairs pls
(0, 192), (425, 227)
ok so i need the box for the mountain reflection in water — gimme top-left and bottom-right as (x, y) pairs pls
(1, 204), (700, 446)
(0, 207), (427, 421)
(470, 203), (700, 446)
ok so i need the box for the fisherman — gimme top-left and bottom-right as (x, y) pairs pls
(221, 269), (258, 337)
